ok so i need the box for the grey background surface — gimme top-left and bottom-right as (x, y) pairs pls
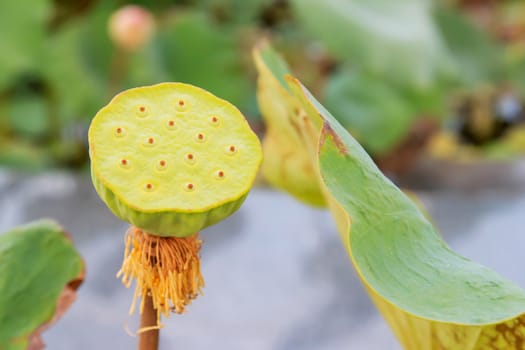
(1, 164), (524, 350)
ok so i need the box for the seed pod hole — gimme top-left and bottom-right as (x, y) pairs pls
(210, 116), (220, 126)
(136, 105), (148, 117)
(144, 137), (156, 146)
(195, 133), (206, 142)
(215, 170), (225, 180)
(144, 182), (154, 191)
(184, 183), (195, 192)
(226, 145), (237, 155)
(166, 120), (176, 130)
(176, 99), (189, 112)
(185, 153), (195, 164)
(120, 158), (130, 168)
(157, 159), (167, 170)
(115, 127), (125, 137)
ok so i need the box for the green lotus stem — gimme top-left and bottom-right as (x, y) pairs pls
(108, 48), (128, 96)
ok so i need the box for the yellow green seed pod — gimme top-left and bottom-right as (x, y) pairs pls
(89, 82), (262, 237)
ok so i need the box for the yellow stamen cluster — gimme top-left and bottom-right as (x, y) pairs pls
(117, 227), (204, 325)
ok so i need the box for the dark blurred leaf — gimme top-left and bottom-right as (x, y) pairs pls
(0, 220), (84, 350)
(433, 6), (503, 85)
(49, 0), (96, 30)
(290, 0), (453, 87)
(7, 95), (49, 139)
(198, 0), (273, 24)
(0, 0), (51, 89)
(324, 69), (415, 154)
(157, 11), (253, 111)
(49, 140), (88, 168)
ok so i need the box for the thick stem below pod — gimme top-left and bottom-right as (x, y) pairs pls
(138, 294), (159, 350)
(117, 227), (204, 325)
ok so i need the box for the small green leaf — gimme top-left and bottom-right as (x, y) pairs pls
(0, 220), (84, 350)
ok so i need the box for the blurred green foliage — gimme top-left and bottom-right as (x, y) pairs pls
(0, 0), (523, 170)
(291, 0), (453, 86)
(324, 70), (416, 155)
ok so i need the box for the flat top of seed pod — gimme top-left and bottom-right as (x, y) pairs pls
(89, 83), (262, 212)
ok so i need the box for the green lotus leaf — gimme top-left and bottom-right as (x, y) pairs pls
(0, 220), (84, 350)
(290, 76), (525, 349)
(255, 42), (525, 349)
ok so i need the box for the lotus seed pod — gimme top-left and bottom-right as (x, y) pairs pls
(89, 82), (262, 237)
(108, 5), (155, 52)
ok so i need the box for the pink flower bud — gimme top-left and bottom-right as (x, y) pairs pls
(108, 5), (155, 52)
